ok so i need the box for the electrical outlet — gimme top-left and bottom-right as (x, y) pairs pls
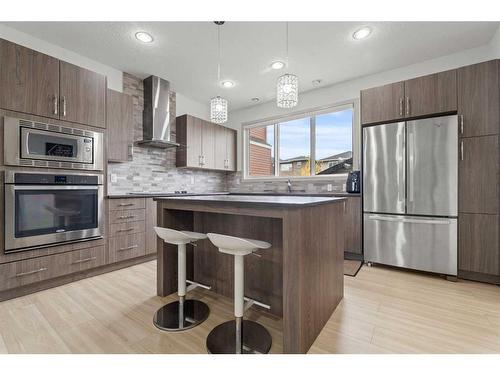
(327, 183), (333, 192)
(110, 173), (117, 183)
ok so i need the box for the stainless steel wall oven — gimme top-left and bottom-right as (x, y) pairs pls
(4, 170), (104, 253)
(3, 116), (104, 171)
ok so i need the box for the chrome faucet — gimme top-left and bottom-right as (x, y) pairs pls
(287, 178), (292, 193)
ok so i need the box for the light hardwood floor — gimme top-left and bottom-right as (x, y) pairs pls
(0, 260), (499, 354)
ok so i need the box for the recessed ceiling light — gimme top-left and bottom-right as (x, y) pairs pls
(221, 80), (235, 88)
(135, 31), (154, 43)
(251, 97), (260, 103)
(352, 27), (372, 40)
(270, 61), (285, 70)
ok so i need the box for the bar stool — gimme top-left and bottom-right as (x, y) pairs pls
(153, 227), (210, 331)
(205, 233), (272, 354)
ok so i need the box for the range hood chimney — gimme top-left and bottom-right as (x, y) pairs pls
(137, 75), (179, 148)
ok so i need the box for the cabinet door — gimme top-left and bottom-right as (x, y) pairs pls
(201, 120), (216, 169)
(458, 135), (499, 214)
(361, 82), (404, 125)
(59, 61), (106, 128)
(226, 127), (237, 171)
(458, 60), (499, 138)
(404, 70), (457, 118)
(145, 198), (158, 255)
(107, 89), (134, 162)
(459, 213), (499, 276)
(186, 116), (203, 167)
(214, 125), (227, 170)
(344, 197), (362, 254)
(0, 39), (59, 119)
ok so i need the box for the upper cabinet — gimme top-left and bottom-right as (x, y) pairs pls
(176, 114), (237, 171)
(361, 82), (404, 125)
(404, 70), (457, 118)
(0, 39), (60, 119)
(59, 62), (106, 128)
(458, 60), (499, 138)
(107, 89), (134, 162)
(0, 38), (107, 128)
(361, 70), (457, 125)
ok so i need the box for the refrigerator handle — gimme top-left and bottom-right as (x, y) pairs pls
(397, 131), (404, 203)
(408, 131), (414, 203)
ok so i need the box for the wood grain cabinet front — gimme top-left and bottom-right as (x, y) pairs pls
(108, 233), (146, 263)
(361, 82), (404, 125)
(344, 197), (362, 255)
(0, 246), (106, 292)
(403, 69), (457, 118)
(457, 60), (499, 138)
(107, 89), (134, 162)
(109, 209), (146, 225)
(0, 38), (60, 119)
(59, 61), (106, 128)
(176, 114), (237, 170)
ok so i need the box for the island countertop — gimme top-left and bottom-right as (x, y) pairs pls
(154, 194), (345, 207)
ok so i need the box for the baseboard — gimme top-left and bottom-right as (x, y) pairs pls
(0, 254), (157, 302)
(344, 251), (363, 261)
(458, 270), (500, 285)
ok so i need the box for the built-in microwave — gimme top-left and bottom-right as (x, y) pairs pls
(3, 116), (104, 171)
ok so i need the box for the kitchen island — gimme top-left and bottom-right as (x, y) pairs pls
(155, 195), (346, 353)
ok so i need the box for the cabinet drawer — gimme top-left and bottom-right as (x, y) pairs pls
(108, 233), (146, 263)
(108, 221), (145, 237)
(0, 245), (106, 292)
(109, 209), (146, 224)
(70, 246), (106, 271)
(109, 198), (146, 211)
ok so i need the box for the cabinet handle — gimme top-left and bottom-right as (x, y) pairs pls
(460, 115), (464, 134)
(72, 257), (96, 264)
(406, 97), (410, 116)
(16, 267), (48, 277)
(198, 155), (202, 166)
(118, 227), (135, 232)
(201, 155), (205, 166)
(399, 98), (403, 116)
(128, 144), (134, 158)
(118, 245), (139, 252)
(118, 203), (134, 207)
(61, 96), (67, 117)
(460, 141), (464, 161)
(53, 95), (58, 115)
(117, 215), (135, 219)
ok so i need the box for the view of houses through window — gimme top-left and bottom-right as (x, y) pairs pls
(246, 105), (353, 178)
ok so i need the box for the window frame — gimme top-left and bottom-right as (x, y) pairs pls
(243, 99), (359, 181)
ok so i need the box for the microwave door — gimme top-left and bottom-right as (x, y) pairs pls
(363, 122), (405, 214)
(406, 115), (458, 217)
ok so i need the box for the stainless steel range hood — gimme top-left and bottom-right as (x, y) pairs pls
(137, 75), (179, 148)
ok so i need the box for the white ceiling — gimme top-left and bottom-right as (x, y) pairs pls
(4, 22), (499, 111)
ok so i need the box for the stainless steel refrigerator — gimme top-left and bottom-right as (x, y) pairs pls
(363, 115), (458, 276)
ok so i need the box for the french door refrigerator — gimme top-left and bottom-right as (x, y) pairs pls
(363, 115), (458, 276)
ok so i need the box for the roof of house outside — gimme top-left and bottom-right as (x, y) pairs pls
(318, 151), (353, 162)
(317, 157), (353, 175)
(279, 156), (310, 164)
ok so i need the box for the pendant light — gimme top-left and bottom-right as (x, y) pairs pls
(210, 21), (228, 124)
(277, 22), (298, 108)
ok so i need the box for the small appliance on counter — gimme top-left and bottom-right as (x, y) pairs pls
(346, 171), (361, 193)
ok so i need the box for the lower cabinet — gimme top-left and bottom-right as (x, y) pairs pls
(108, 233), (146, 263)
(344, 197), (362, 255)
(0, 245), (106, 292)
(459, 213), (499, 280)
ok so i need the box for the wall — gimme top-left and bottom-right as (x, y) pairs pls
(107, 74), (227, 195)
(226, 34), (500, 193)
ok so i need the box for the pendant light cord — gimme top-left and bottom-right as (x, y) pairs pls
(217, 24), (221, 82)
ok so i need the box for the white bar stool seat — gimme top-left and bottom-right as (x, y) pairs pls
(153, 227), (210, 331)
(206, 233), (272, 354)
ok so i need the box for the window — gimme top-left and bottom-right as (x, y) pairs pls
(245, 103), (354, 178)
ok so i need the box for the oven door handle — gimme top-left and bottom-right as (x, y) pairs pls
(12, 185), (100, 190)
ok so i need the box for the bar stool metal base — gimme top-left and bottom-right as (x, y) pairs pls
(153, 299), (209, 332)
(206, 319), (272, 354)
